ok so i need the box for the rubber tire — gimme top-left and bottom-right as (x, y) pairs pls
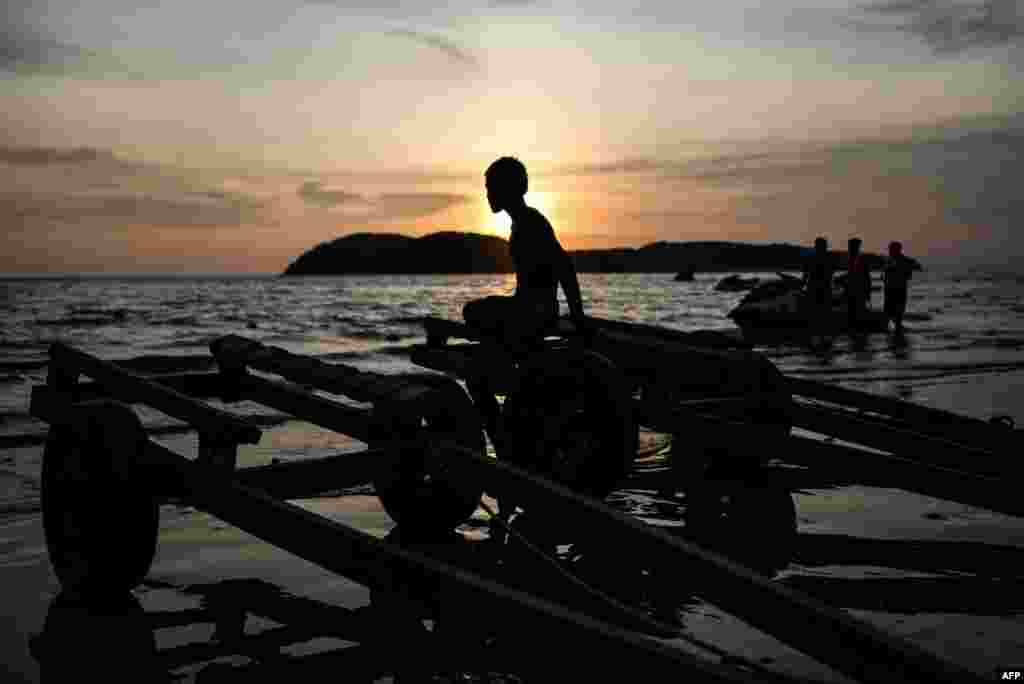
(500, 348), (635, 499)
(41, 401), (159, 596)
(373, 384), (486, 535)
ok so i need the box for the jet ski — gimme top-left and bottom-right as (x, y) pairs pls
(728, 273), (888, 332)
(714, 274), (761, 292)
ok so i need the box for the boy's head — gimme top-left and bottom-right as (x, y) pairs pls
(814, 237), (828, 253)
(485, 157), (528, 213)
(848, 237), (862, 255)
(889, 241), (902, 257)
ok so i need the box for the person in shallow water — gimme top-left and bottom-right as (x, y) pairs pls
(463, 156), (590, 347)
(883, 241), (915, 333)
(802, 237), (834, 332)
(844, 237), (871, 333)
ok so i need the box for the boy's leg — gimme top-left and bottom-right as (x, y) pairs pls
(463, 296), (516, 339)
(893, 288), (907, 331)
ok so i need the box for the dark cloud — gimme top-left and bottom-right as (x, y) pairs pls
(297, 181), (361, 208)
(567, 159), (664, 176)
(385, 28), (480, 67)
(562, 150), (834, 184)
(847, 0), (1024, 53)
(374, 192), (470, 218)
(1, 190), (266, 230)
(296, 181), (469, 217)
(678, 150), (837, 184)
(0, 145), (109, 166)
(0, 25), (97, 74)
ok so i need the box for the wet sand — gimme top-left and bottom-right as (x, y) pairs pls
(3, 422), (1024, 682)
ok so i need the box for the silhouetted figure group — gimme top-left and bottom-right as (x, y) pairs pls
(802, 236), (915, 337)
(463, 158), (917, 345)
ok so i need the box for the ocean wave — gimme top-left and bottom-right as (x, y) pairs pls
(35, 316), (120, 327)
(0, 409), (31, 423)
(332, 314), (376, 327)
(0, 499), (42, 518)
(389, 315), (429, 325)
(337, 328), (410, 342)
(147, 314), (200, 326)
(0, 340), (47, 350)
(790, 359), (1024, 382)
(69, 305), (133, 319)
(163, 295), (209, 308)
(0, 352), (221, 376)
(0, 360), (48, 373)
(155, 337), (215, 350)
(315, 344), (424, 362)
(0, 411), (295, 450)
(976, 338), (1024, 349)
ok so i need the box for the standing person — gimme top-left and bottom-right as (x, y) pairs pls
(802, 237), (834, 333)
(883, 241), (914, 333)
(844, 238), (871, 333)
(463, 156), (589, 347)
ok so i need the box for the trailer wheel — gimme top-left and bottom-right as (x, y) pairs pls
(373, 384), (486, 534)
(500, 349), (635, 499)
(684, 482), (796, 575)
(42, 401), (159, 595)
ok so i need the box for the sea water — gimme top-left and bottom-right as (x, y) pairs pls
(2, 268), (1023, 516)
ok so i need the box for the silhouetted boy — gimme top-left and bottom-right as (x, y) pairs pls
(463, 157), (588, 348)
(802, 237), (834, 330)
(883, 241), (914, 333)
(844, 238), (871, 332)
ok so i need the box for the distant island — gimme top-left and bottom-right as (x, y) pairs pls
(283, 231), (916, 276)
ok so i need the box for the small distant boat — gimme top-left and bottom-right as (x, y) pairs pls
(674, 266), (697, 282)
(728, 274), (888, 333)
(714, 275), (761, 292)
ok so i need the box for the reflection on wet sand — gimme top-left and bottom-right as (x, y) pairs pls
(30, 591), (163, 682)
(30, 573), (528, 682)
(786, 533), (1024, 614)
(28, 509), (1024, 682)
(28, 499), (805, 684)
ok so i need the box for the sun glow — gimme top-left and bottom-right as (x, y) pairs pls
(490, 190), (556, 235)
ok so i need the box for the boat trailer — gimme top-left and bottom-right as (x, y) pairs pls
(28, 314), (1018, 682)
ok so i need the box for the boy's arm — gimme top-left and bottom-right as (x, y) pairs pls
(555, 244), (586, 324)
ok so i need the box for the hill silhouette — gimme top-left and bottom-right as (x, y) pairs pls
(283, 231), (911, 276)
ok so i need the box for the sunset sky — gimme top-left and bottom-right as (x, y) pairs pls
(2, 0), (1022, 273)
